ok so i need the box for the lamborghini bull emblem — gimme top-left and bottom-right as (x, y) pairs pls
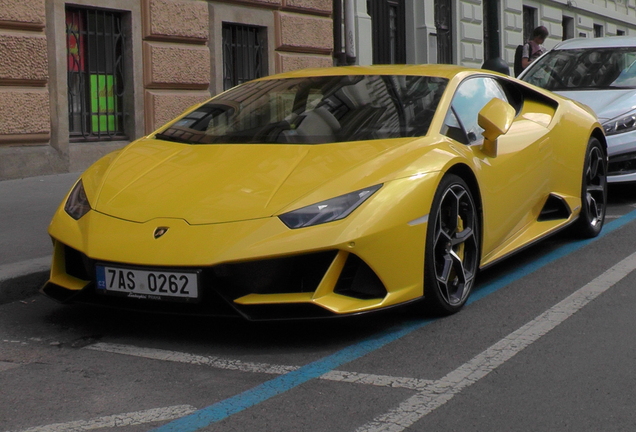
(153, 227), (169, 239)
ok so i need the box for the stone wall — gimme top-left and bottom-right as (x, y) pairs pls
(0, 0), (335, 179)
(0, 0), (50, 152)
(142, 0), (211, 133)
(273, 0), (333, 73)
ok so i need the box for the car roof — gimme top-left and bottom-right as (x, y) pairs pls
(553, 36), (636, 50)
(258, 64), (489, 81)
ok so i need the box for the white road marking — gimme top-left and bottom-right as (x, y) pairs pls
(6, 405), (197, 432)
(321, 370), (434, 390)
(86, 343), (433, 390)
(355, 250), (636, 432)
(87, 342), (298, 375)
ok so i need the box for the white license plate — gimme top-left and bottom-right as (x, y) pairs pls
(96, 265), (199, 302)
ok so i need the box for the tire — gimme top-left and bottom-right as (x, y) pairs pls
(574, 137), (607, 238)
(424, 174), (480, 315)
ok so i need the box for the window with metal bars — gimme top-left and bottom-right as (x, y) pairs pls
(66, 7), (126, 141)
(367, 0), (406, 64)
(594, 24), (604, 38)
(222, 23), (267, 91)
(522, 6), (536, 43)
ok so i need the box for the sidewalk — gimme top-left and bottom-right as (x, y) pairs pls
(0, 172), (79, 304)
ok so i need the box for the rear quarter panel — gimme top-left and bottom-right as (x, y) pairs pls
(546, 96), (604, 206)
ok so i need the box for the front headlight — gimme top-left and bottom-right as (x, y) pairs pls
(603, 110), (636, 136)
(64, 179), (91, 220)
(279, 184), (382, 229)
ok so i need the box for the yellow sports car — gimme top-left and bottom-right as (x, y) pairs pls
(42, 65), (607, 319)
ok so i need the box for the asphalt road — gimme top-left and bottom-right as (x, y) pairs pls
(1, 184), (636, 432)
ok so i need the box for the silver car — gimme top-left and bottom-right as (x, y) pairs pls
(519, 36), (636, 183)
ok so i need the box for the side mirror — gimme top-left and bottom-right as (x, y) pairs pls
(478, 98), (516, 158)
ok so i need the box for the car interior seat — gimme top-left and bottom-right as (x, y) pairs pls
(335, 79), (387, 140)
(279, 106), (341, 144)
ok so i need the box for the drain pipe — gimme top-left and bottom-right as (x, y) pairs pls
(344, 0), (356, 64)
(481, 0), (510, 75)
(333, 0), (345, 65)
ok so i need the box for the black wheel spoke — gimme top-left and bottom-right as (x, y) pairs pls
(452, 227), (473, 246)
(449, 249), (467, 284)
(436, 255), (453, 303)
(588, 155), (600, 179)
(437, 254), (453, 284)
(588, 194), (602, 219)
(587, 184), (605, 194)
(435, 250), (469, 304)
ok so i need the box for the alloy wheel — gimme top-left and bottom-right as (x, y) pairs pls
(431, 183), (479, 307)
(583, 144), (607, 230)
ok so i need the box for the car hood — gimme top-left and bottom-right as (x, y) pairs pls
(86, 137), (424, 225)
(555, 89), (636, 122)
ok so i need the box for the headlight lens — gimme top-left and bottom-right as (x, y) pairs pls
(603, 111), (636, 136)
(279, 184), (382, 229)
(64, 180), (91, 220)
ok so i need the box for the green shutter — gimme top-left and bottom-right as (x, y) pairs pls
(90, 74), (118, 132)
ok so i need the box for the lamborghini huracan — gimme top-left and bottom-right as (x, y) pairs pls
(42, 65), (608, 319)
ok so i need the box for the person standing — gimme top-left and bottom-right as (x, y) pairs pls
(521, 26), (549, 70)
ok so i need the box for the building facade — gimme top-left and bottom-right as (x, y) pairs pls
(0, 0), (332, 180)
(354, 0), (636, 69)
(1, 0), (635, 180)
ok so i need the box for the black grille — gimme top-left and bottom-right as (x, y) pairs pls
(608, 151), (636, 176)
(334, 254), (387, 299)
(54, 245), (343, 319)
(64, 245), (92, 280)
(212, 251), (338, 299)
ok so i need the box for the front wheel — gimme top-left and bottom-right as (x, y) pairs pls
(574, 137), (607, 238)
(424, 174), (480, 315)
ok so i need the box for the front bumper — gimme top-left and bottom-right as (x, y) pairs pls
(42, 177), (435, 319)
(42, 242), (394, 320)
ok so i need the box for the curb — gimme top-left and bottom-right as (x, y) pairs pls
(0, 256), (50, 305)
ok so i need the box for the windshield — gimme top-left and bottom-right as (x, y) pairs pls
(155, 75), (448, 145)
(521, 47), (636, 91)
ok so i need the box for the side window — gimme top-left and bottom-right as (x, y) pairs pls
(443, 77), (509, 144)
(443, 108), (469, 143)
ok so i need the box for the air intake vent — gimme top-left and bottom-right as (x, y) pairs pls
(64, 245), (92, 280)
(334, 254), (387, 299)
(538, 194), (572, 221)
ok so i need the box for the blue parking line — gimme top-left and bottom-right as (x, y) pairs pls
(468, 210), (636, 304)
(151, 317), (434, 432)
(152, 209), (636, 432)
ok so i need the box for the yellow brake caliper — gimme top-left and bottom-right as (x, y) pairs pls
(456, 215), (465, 260)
